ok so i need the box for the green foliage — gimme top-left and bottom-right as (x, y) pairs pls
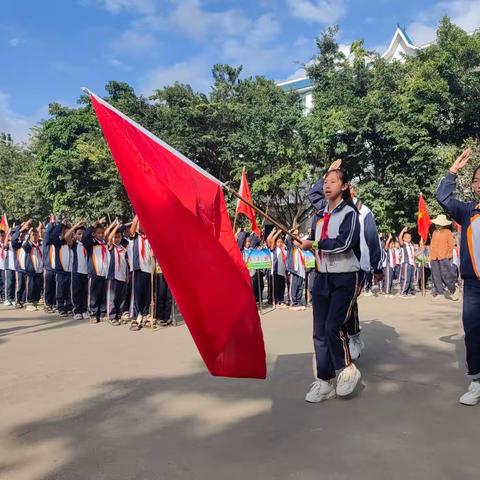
(1, 17), (479, 235)
(307, 17), (480, 233)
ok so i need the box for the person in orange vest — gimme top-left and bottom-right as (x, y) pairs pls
(429, 214), (458, 301)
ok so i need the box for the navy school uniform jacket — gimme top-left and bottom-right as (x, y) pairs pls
(308, 177), (383, 273)
(43, 222), (56, 272)
(83, 227), (110, 278)
(50, 223), (72, 273)
(107, 240), (129, 282)
(10, 227), (26, 273)
(70, 240), (88, 275)
(127, 233), (154, 273)
(437, 171), (480, 280)
(22, 237), (44, 274)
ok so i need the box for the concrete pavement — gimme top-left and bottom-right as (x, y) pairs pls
(0, 294), (477, 480)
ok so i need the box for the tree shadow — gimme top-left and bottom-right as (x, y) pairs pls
(1, 318), (478, 480)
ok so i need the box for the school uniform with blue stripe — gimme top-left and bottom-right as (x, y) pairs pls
(107, 241), (129, 320)
(286, 236), (306, 307)
(127, 233), (154, 317)
(51, 223), (73, 314)
(83, 227), (110, 321)
(22, 236), (43, 304)
(43, 222), (57, 309)
(70, 239), (89, 316)
(437, 171), (480, 380)
(308, 198), (361, 381)
(11, 227), (27, 305)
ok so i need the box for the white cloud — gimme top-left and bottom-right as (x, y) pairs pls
(0, 92), (47, 143)
(8, 38), (25, 47)
(108, 58), (132, 71)
(407, 0), (480, 46)
(167, 0), (251, 41)
(285, 0), (346, 24)
(439, 0), (480, 33)
(111, 28), (156, 53)
(248, 14), (280, 45)
(408, 22), (437, 46)
(141, 59), (212, 95)
(94, 0), (156, 15)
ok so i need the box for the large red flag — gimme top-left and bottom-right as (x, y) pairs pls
(89, 91), (266, 379)
(236, 167), (260, 237)
(0, 214), (8, 232)
(417, 194), (431, 241)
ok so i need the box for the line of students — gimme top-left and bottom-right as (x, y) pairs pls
(0, 215), (173, 331)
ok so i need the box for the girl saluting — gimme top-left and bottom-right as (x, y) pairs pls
(302, 165), (362, 403)
(437, 148), (480, 406)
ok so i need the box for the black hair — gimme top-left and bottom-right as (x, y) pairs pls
(74, 226), (86, 232)
(324, 168), (359, 213)
(473, 165), (480, 183)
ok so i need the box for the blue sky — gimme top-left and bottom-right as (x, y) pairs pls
(1, 0), (479, 142)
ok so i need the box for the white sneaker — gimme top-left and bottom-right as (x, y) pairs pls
(305, 379), (336, 403)
(363, 291), (373, 297)
(459, 381), (480, 406)
(82, 312), (91, 320)
(336, 364), (361, 397)
(446, 291), (460, 302)
(349, 334), (365, 361)
(73, 314), (83, 320)
(3, 300), (10, 306)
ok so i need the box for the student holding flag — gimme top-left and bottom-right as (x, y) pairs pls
(302, 165), (362, 403)
(437, 148), (480, 406)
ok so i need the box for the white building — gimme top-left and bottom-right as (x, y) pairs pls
(277, 26), (424, 112)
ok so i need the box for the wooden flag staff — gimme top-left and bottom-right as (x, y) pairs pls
(225, 185), (302, 244)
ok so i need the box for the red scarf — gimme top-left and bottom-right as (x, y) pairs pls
(320, 212), (331, 241)
(140, 235), (146, 260)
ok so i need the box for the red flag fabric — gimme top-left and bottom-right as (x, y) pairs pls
(236, 168), (260, 237)
(417, 194), (431, 241)
(89, 92), (266, 379)
(0, 214), (8, 232)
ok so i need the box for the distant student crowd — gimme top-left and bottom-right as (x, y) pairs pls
(0, 216), (172, 331)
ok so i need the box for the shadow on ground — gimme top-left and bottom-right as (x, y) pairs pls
(1, 315), (478, 480)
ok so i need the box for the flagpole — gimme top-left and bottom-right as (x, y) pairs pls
(83, 87), (301, 243)
(233, 167), (244, 232)
(225, 185), (302, 243)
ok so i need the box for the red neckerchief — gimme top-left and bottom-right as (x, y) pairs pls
(114, 245), (124, 270)
(139, 234), (146, 260)
(32, 242), (42, 260)
(320, 212), (331, 241)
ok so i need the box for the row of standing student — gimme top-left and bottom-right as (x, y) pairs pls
(0, 216), (173, 331)
(382, 231), (460, 299)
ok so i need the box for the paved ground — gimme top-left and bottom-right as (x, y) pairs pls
(0, 294), (476, 480)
